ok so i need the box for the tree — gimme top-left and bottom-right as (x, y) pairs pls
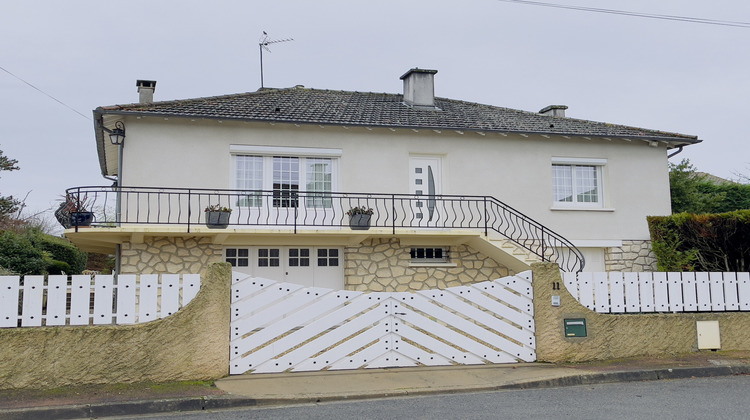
(669, 159), (725, 214)
(0, 148), (20, 221)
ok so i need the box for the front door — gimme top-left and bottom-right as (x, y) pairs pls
(409, 156), (442, 227)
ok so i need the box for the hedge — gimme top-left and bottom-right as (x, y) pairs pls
(648, 210), (750, 272)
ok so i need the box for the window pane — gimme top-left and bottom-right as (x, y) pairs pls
(273, 156), (299, 208)
(552, 165), (573, 203)
(576, 165), (598, 203)
(305, 158), (332, 208)
(236, 156), (263, 207)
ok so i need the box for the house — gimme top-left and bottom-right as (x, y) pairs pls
(63, 68), (700, 291)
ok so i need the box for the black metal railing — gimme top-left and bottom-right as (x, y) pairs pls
(64, 186), (585, 272)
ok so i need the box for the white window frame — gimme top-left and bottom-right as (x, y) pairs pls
(551, 157), (606, 209)
(230, 146), (341, 208)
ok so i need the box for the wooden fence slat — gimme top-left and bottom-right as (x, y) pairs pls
(21, 276), (44, 327)
(594, 272), (610, 313)
(578, 272), (594, 310)
(710, 272), (726, 311)
(70, 275), (91, 325)
(116, 275), (137, 324)
(696, 272), (711, 311)
(624, 272), (640, 313)
(609, 272), (625, 313)
(93, 275), (115, 325)
(653, 272), (669, 312)
(46, 276), (68, 326)
(139, 275), (159, 322)
(738, 272), (750, 310)
(723, 272), (740, 311)
(182, 274), (201, 304)
(682, 272), (698, 311)
(562, 272), (578, 300)
(667, 272), (684, 312)
(638, 272), (655, 312)
(161, 274), (181, 316)
(0, 276), (20, 327)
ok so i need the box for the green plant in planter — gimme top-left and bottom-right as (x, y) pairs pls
(56, 194), (94, 228)
(346, 206), (373, 230)
(205, 204), (232, 229)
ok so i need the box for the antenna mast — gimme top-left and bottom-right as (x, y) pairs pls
(259, 31), (294, 88)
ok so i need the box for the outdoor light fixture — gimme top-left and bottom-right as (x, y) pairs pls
(107, 121), (126, 145)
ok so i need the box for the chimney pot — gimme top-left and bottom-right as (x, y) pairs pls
(136, 80), (157, 104)
(400, 68), (438, 109)
(539, 105), (568, 118)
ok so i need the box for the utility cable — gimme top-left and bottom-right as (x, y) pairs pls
(0, 65), (90, 121)
(497, 0), (750, 28)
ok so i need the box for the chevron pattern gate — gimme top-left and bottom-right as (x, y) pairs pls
(230, 271), (535, 374)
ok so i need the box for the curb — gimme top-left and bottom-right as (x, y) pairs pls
(2, 365), (749, 419)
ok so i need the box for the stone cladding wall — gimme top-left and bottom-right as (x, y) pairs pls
(120, 236), (223, 274)
(344, 238), (510, 292)
(604, 240), (658, 272)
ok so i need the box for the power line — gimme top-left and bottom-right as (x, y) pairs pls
(0, 65), (90, 121)
(496, 0), (750, 28)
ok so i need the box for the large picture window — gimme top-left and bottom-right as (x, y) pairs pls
(233, 150), (337, 208)
(552, 158), (605, 208)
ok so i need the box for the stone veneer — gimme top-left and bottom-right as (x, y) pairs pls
(604, 240), (658, 272)
(120, 236), (223, 274)
(344, 238), (510, 292)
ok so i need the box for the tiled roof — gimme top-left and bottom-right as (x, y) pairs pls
(97, 87), (699, 142)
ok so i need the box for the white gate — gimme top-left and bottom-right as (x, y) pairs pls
(230, 271), (535, 374)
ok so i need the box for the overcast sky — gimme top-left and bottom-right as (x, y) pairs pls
(2, 0), (749, 224)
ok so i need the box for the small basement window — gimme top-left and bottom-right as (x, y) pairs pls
(410, 247), (450, 264)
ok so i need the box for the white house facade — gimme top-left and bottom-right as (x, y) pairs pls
(63, 69), (699, 291)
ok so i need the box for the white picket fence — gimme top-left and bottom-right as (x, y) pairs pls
(0, 274), (201, 327)
(562, 272), (750, 314)
(230, 271), (535, 374)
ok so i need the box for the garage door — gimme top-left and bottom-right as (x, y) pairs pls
(225, 247), (344, 289)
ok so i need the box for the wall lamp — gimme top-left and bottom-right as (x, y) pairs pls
(102, 121), (126, 145)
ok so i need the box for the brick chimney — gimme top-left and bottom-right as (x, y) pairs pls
(400, 68), (438, 109)
(539, 105), (568, 118)
(136, 80), (157, 104)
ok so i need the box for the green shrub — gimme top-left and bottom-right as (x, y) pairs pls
(648, 210), (750, 272)
(26, 228), (87, 274)
(0, 230), (47, 275)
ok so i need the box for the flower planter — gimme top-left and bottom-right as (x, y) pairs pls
(70, 211), (94, 227)
(205, 211), (231, 229)
(349, 213), (371, 230)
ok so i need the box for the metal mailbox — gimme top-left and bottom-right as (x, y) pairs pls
(564, 318), (587, 337)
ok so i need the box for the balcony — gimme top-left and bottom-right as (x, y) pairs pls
(61, 186), (584, 272)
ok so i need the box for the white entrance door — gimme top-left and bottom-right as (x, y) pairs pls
(409, 156), (442, 227)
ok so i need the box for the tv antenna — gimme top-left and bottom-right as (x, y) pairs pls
(259, 31), (294, 88)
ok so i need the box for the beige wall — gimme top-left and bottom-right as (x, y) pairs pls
(533, 263), (750, 362)
(119, 117), (671, 244)
(0, 263), (231, 390)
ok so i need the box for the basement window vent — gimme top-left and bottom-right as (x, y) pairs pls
(410, 247), (449, 263)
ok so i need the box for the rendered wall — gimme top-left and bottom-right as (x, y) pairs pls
(0, 263), (231, 390)
(118, 117), (671, 243)
(533, 263), (750, 362)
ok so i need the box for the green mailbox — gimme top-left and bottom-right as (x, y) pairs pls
(564, 318), (587, 337)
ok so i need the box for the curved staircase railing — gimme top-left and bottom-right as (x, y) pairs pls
(62, 186), (585, 272)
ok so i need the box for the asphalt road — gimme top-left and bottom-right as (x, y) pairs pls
(116, 374), (750, 420)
